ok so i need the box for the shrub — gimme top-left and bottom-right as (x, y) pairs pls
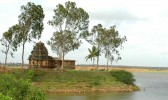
(0, 74), (30, 100)
(0, 93), (13, 100)
(110, 70), (135, 85)
(0, 74), (45, 100)
(25, 87), (45, 100)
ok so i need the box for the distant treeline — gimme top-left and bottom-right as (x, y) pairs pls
(0, 63), (29, 67)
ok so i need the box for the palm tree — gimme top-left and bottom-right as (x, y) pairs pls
(85, 46), (100, 69)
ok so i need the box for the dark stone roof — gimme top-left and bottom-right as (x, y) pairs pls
(28, 41), (75, 62)
(28, 41), (50, 60)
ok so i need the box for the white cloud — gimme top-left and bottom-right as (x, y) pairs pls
(1, 0), (168, 67)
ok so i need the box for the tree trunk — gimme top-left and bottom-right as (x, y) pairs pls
(4, 52), (8, 68)
(96, 56), (99, 70)
(61, 51), (64, 71)
(92, 58), (95, 69)
(106, 53), (109, 70)
(4, 47), (9, 69)
(93, 58), (94, 66)
(96, 46), (100, 70)
(107, 58), (109, 70)
(21, 43), (25, 69)
(61, 31), (64, 71)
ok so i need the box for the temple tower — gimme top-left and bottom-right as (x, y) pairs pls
(28, 41), (75, 69)
(28, 42), (55, 68)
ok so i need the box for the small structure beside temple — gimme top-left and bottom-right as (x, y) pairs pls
(28, 42), (75, 69)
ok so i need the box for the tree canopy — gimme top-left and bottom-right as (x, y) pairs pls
(0, 1), (127, 69)
(14, 2), (45, 68)
(85, 24), (126, 69)
(100, 25), (127, 70)
(86, 24), (106, 69)
(85, 46), (100, 66)
(0, 25), (19, 68)
(48, 1), (89, 69)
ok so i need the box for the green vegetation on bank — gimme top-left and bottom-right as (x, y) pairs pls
(110, 70), (135, 85)
(0, 70), (45, 100)
(0, 93), (13, 100)
(0, 69), (138, 94)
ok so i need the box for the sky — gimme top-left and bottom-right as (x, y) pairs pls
(0, 0), (168, 67)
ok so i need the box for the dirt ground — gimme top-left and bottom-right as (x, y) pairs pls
(75, 66), (168, 72)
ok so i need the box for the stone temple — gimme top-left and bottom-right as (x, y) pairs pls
(28, 41), (75, 69)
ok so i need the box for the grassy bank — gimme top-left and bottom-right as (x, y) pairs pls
(0, 68), (139, 94)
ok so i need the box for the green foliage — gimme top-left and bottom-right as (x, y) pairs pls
(0, 25), (19, 67)
(32, 70), (118, 90)
(100, 25), (127, 67)
(110, 70), (135, 85)
(25, 87), (45, 100)
(48, 1), (89, 68)
(85, 46), (100, 65)
(0, 73), (45, 100)
(14, 2), (45, 68)
(27, 69), (35, 80)
(30, 70), (139, 92)
(88, 24), (105, 69)
(0, 69), (137, 94)
(0, 93), (13, 100)
(0, 74), (29, 100)
(85, 24), (127, 69)
(17, 2), (45, 42)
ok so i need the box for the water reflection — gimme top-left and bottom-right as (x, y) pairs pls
(47, 72), (168, 100)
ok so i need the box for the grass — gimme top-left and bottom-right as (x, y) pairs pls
(0, 68), (139, 93)
(31, 69), (139, 93)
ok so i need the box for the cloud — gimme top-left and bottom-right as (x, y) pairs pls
(0, 0), (19, 4)
(89, 9), (142, 25)
(1, 0), (168, 67)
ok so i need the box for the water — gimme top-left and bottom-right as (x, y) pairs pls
(47, 72), (168, 100)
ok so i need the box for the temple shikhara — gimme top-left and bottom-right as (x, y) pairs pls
(28, 42), (75, 69)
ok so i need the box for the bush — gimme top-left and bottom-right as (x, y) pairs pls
(110, 70), (135, 85)
(0, 74), (45, 100)
(0, 74), (29, 100)
(0, 93), (13, 100)
(25, 87), (45, 100)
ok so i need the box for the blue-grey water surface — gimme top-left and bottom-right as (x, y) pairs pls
(47, 72), (168, 100)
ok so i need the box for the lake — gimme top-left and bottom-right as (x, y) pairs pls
(47, 72), (168, 100)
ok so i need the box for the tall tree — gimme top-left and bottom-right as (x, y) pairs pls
(85, 46), (100, 67)
(15, 2), (44, 68)
(0, 25), (18, 68)
(101, 25), (127, 70)
(48, 1), (89, 70)
(86, 24), (105, 69)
